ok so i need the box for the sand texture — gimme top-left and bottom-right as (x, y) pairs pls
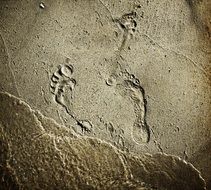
(0, 0), (210, 189)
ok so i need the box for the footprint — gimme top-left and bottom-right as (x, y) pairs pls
(50, 64), (76, 110)
(115, 12), (137, 50)
(116, 12), (137, 32)
(109, 72), (150, 144)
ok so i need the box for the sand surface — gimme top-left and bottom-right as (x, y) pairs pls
(0, 0), (210, 189)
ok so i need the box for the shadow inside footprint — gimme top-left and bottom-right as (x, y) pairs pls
(55, 78), (76, 108)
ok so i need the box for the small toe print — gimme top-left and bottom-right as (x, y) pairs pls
(106, 76), (116, 86)
(60, 64), (73, 78)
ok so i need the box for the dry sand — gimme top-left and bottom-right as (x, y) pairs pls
(0, 0), (210, 189)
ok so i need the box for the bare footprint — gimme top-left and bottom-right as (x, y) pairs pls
(108, 72), (150, 144)
(116, 12), (137, 32)
(115, 12), (137, 50)
(50, 64), (93, 135)
(50, 64), (76, 110)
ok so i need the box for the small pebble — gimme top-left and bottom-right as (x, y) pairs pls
(39, 2), (45, 9)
